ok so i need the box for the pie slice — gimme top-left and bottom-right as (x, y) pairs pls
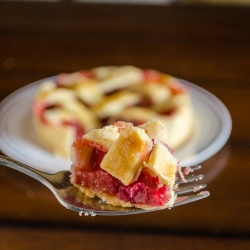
(70, 120), (178, 210)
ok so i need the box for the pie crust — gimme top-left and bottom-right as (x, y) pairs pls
(33, 66), (194, 158)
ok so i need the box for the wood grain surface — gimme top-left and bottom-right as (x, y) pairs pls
(0, 2), (250, 249)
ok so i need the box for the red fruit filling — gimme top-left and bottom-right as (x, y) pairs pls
(160, 108), (176, 117)
(72, 139), (171, 206)
(62, 121), (85, 139)
(55, 71), (94, 87)
(34, 101), (85, 139)
(142, 69), (162, 82)
(169, 81), (188, 95)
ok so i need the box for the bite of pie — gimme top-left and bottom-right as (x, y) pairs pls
(70, 120), (178, 210)
(33, 66), (194, 159)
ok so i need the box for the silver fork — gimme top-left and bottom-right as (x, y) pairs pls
(0, 155), (209, 216)
(174, 165), (209, 207)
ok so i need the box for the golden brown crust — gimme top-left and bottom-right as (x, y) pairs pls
(144, 142), (177, 187)
(100, 126), (152, 185)
(33, 115), (75, 158)
(82, 125), (119, 151)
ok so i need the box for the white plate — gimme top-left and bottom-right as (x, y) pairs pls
(0, 77), (232, 173)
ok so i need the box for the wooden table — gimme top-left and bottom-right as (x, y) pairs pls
(0, 2), (250, 249)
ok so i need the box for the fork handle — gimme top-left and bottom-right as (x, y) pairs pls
(0, 155), (53, 187)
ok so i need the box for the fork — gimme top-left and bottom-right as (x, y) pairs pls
(0, 155), (209, 216)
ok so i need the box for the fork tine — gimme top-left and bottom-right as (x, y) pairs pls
(173, 191), (210, 207)
(174, 184), (207, 195)
(189, 164), (201, 171)
(177, 165), (201, 176)
(175, 174), (204, 184)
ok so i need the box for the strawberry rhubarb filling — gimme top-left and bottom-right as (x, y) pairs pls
(70, 120), (178, 209)
(71, 141), (171, 206)
(34, 101), (86, 139)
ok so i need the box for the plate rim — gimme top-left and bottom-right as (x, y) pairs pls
(178, 78), (232, 166)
